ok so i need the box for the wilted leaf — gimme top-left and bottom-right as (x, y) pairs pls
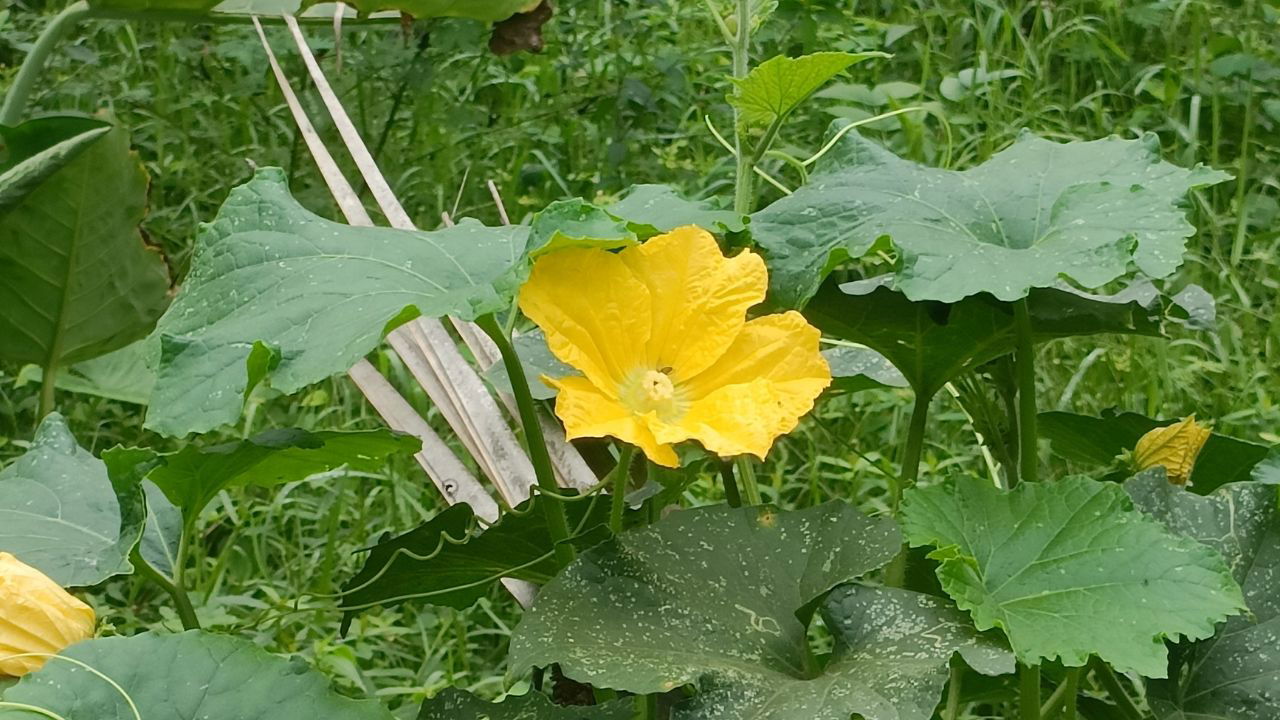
(1040, 410), (1272, 493)
(144, 167), (530, 437)
(1127, 473), (1280, 719)
(753, 127), (1230, 308)
(607, 184), (747, 237)
(510, 503), (1009, 720)
(418, 689), (633, 720)
(730, 52), (887, 127)
(0, 414), (144, 587)
(105, 428), (419, 522)
(341, 492), (610, 622)
(0, 630), (394, 720)
(0, 117), (169, 374)
(901, 475), (1245, 676)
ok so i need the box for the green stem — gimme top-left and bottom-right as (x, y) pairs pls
(944, 662), (963, 720)
(130, 548), (200, 630)
(37, 364), (58, 419)
(1229, 84), (1255, 266)
(609, 445), (636, 534)
(730, 0), (754, 215)
(1020, 664), (1042, 720)
(719, 461), (743, 507)
(735, 456), (762, 505)
(1089, 658), (1143, 720)
(1013, 299), (1039, 485)
(0, 1), (94, 126)
(476, 315), (575, 566)
(1062, 668), (1079, 720)
(896, 391), (932, 512)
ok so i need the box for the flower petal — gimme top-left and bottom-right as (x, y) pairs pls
(548, 375), (679, 467)
(656, 312), (830, 459)
(519, 248), (651, 392)
(619, 226), (767, 382)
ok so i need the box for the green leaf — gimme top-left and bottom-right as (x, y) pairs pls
(511, 503), (1009, 720)
(527, 199), (637, 258)
(418, 689), (634, 720)
(821, 344), (908, 392)
(0, 413), (144, 587)
(730, 52), (887, 127)
(485, 328), (577, 400)
(0, 117), (169, 372)
(1253, 449), (1280, 484)
(753, 127), (1230, 307)
(16, 339), (155, 405)
(805, 276), (1186, 398)
(105, 428), (419, 522)
(340, 492), (610, 620)
(0, 630), (393, 720)
(1127, 473), (1280, 719)
(1039, 410), (1272, 493)
(606, 184), (748, 237)
(901, 475), (1246, 676)
(139, 481), (182, 578)
(144, 167), (529, 437)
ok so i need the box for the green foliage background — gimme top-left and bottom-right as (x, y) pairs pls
(0, 0), (1277, 713)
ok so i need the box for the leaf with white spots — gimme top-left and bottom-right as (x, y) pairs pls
(0, 413), (144, 587)
(417, 689), (634, 720)
(510, 503), (1010, 720)
(902, 475), (1246, 677)
(144, 167), (531, 437)
(1127, 472), (1280, 719)
(0, 630), (393, 720)
(753, 127), (1230, 307)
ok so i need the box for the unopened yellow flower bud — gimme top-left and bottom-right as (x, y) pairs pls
(1134, 415), (1211, 486)
(0, 552), (96, 677)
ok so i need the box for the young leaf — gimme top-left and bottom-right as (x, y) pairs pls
(0, 117), (169, 373)
(730, 52), (887, 127)
(527, 199), (637, 258)
(418, 689), (634, 720)
(509, 503), (1010, 720)
(340, 492), (610, 621)
(607, 184), (748, 237)
(1039, 410), (1272, 492)
(0, 630), (393, 720)
(901, 475), (1246, 676)
(753, 127), (1230, 307)
(0, 413), (144, 587)
(1127, 473), (1280, 719)
(144, 167), (529, 437)
(104, 428), (419, 523)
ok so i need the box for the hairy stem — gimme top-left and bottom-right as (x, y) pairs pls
(1013, 299), (1039, 485)
(477, 314), (574, 566)
(731, 0), (754, 214)
(609, 445), (636, 534)
(0, 1), (94, 125)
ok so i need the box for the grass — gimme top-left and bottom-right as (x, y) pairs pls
(1, 0), (1277, 715)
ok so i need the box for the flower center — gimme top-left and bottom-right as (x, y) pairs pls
(619, 367), (685, 421)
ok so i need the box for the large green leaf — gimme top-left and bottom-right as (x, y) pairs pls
(1126, 473), (1280, 719)
(0, 117), (169, 372)
(1039, 410), (1272, 493)
(510, 503), (1012, 720)
(0, 630), (393, 720)
(753, 127), (1230, 307)
(105, 428), (419, 523)
(806, 276), (1190, 398)
(418, 689), (634, 720)
(901, 475), (1245, 676)
(607, 184), (747, 237)
(0, 414), (144, 587)
(144, 167), (529, 437)
(340, 492), (610, 621)
(729, 52), (886, 127)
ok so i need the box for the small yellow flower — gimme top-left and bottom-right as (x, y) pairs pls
(1134, 415), (1211, 486)
(519, 226), (831, 467)
(0, 552), (96, 677)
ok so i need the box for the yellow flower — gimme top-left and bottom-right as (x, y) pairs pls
(1134, 415), (1211, 486)
(0, 552), (96, 677)
(519, 226), (831, 467)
